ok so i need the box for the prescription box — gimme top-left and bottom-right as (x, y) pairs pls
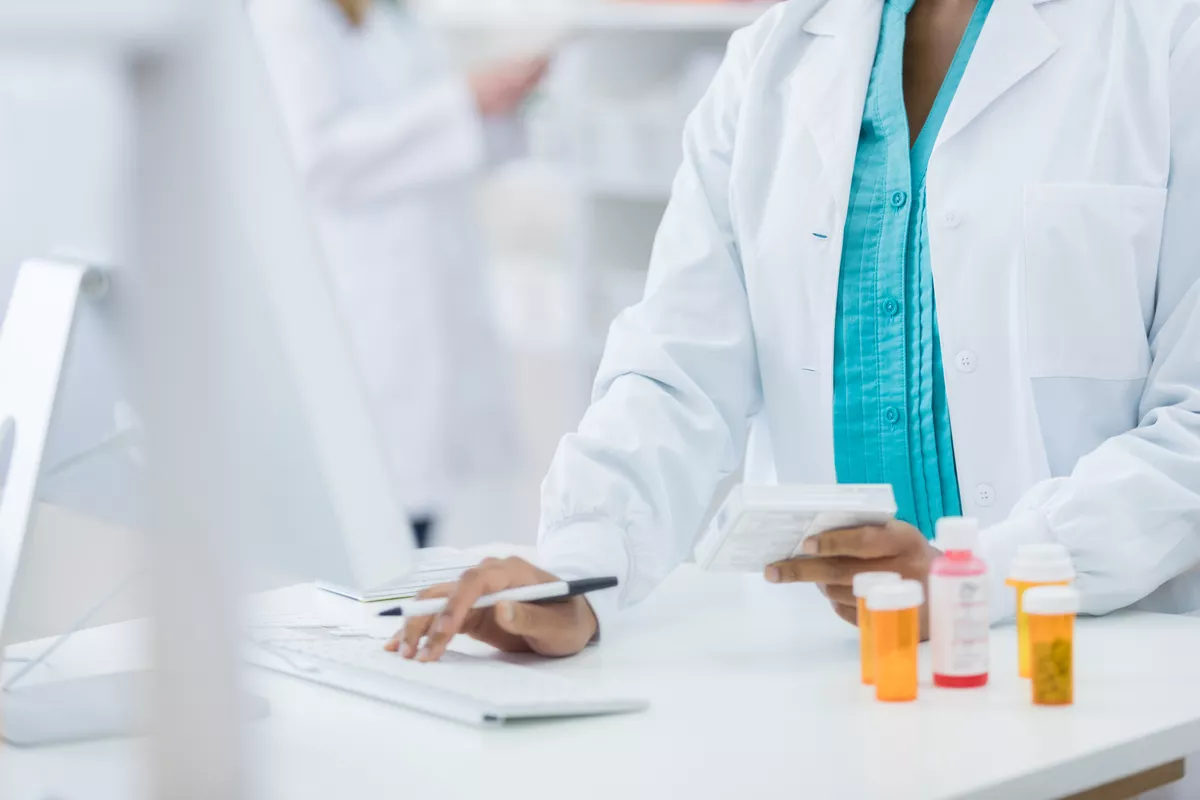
(695, 484), (898, 572)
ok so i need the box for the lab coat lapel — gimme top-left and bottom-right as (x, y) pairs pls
(936, 0), (1061, 149)
(794, 0), (883, 222)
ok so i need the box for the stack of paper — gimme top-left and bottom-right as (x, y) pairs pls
(316, 547), (481, 603)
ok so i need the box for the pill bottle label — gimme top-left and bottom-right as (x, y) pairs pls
(930, 574), (989, 677)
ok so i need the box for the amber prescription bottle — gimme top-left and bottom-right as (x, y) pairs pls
(853, 571), (902, 685)
(1006, 544), (1074, 678)
(1024, 585), (1080, 706)
(867, 580), (925, 703)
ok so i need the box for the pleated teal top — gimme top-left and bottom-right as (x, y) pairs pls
(832, 0), (993, 538)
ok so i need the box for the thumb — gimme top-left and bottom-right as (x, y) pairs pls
(494, 600), (592, 656)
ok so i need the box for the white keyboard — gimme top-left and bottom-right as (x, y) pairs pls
(247, 630), (648, 726)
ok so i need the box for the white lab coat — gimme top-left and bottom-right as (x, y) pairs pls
(249, 0), (515, 515)
(537, 0), (1200, 629)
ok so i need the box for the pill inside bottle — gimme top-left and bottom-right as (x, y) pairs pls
(1023, 585), (1080, 707)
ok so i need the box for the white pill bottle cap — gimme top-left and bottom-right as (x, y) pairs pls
(1022, 585), (1080, 615)
(853, 571), (902, 599)
(935, 517), (979, 552)
(866, 580), (925, 611)
(1009, 543), (1075, 583)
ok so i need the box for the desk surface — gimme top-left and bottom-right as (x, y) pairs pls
(3, 565), (1200, 800)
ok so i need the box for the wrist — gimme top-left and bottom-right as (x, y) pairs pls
(537, 519), (630, 642)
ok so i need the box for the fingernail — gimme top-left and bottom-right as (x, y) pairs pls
(765, 566), (781, 583)
(497, 601), (515, 623)
(383, 639), (398, 652)
(802, 538), (819, 555)
(417, 647), (433, 662)
(402, 642), (417, 659)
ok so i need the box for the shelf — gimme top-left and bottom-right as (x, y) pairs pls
(577, 1), (777, 31)
(420, 1), (777, 33)
(0, 0), (182, 46)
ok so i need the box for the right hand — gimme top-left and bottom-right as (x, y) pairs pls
(468, 55), (550, 117)
(383, 556), (597, 662)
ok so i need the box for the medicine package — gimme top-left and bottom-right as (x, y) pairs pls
(695, 484), (898, 572)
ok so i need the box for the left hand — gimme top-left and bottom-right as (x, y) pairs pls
(763, 520), (940, 638)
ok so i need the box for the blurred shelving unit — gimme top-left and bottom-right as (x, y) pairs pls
(576, 1), (774, 29)
(421, 0), (778, 403)
(422, 1), (774, 31)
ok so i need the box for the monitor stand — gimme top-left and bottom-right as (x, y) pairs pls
(0, 668), (272, 748)
(0, 259), (172, 746)
(1, 669), (151, 746)
(0, 257), (139, 746)
(0, 257), (109, 633)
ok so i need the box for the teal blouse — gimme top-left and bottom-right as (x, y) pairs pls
(832, 0), (993, 538)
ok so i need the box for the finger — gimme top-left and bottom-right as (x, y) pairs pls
(765, 556), (861, 585)
(817, 583), (855, 606)
(417, 566), (511, 662)
(830, 599), (858, 627)
(418, 555), (551, 661)
(493, 600), (594, 657)
(399, 615), (437, 659)
(803, 521), (913, 559)
(387, 582), (455, 658)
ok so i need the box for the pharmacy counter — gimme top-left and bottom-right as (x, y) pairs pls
(2, 565), (1199, 799)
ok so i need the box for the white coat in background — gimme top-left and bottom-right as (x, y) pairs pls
(250, 0), (516, 516)
(536, 0), (1200, 629)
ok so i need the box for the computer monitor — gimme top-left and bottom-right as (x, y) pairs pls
(0, 0), (423, 784)
(0, 2), (419, 614)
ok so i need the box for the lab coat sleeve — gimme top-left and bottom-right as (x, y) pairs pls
(979, 19), (1200, 621)
(249, 0), (485, 207)
(536, 25), (766, 630)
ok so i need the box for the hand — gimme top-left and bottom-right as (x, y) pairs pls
(384, 556), (597, 662)
(468, 55), (550, 117)
(763, 521), (940, 638)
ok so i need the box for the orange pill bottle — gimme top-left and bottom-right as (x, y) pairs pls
(868, 580), (925, 703)
(1023, 586), (1079, 706)
(853, 571), (902, 685)
(1006, 544), (1074, 679)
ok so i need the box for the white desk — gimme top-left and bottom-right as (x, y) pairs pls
(2, 565), (1199, 800)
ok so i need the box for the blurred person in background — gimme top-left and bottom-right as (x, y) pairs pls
(250, 0), (548, 546)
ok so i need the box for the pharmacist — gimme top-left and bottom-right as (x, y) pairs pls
(250, 0), (544, 547)
(388, 0), (1200, 662)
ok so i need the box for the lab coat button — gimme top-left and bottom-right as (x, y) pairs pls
(882, 297), (901, 317)
(955, 351), (977, 373)
(943, 210), (962, 228)
(884, 406), (901, 425)
(891, 190), (908, 209)
(975, 485), (995, 507)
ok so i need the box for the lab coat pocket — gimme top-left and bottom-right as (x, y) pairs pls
(1023, 184), (1166, 380)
